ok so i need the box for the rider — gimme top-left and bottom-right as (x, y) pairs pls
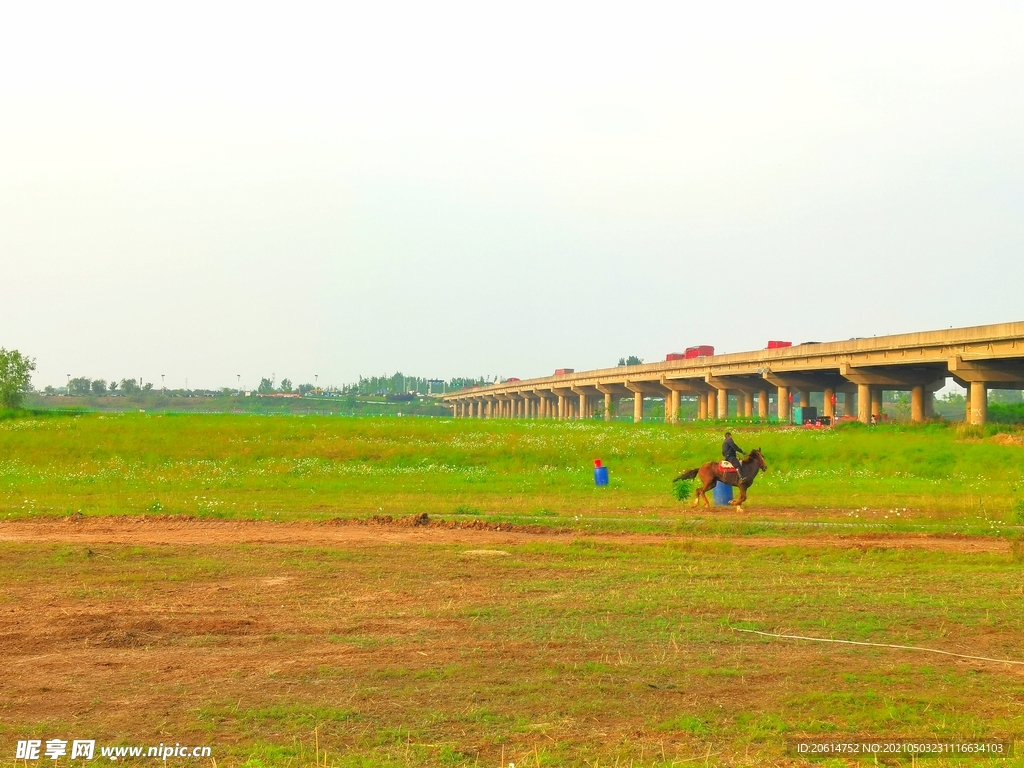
(722, 432), (745, 478)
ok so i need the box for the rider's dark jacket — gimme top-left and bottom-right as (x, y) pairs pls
(722, 436), (742, 465)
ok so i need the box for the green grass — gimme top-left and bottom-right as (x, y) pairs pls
(1, 413), (1023, 534)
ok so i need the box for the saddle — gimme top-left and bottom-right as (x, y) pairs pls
(719, 460), (739, 474)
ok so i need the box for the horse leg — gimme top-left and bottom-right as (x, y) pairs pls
(694, 484), (710, 508)
(734, 484), (748, 508)
(729, 482), (744, 505)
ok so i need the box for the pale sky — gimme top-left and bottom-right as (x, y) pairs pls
(2, 2), (1022, 390)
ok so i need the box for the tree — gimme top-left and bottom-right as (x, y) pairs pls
(92, 379), (108, 396)
(258, 377), (275, 394)
(0, 348), (36, 408)
(68, 377), (92, 396)
(280, 378), (293, 393)
(618, 355), (644, 366)
(109, 380), (119, 393)
(120, 379), (140, 395)
(298, 383), (315, 395)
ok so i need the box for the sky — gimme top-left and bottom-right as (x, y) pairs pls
(2, 2), (1022, 391)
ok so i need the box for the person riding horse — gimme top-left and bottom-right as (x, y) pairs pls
(722, 432), (745, 479)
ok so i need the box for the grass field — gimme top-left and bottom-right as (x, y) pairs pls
(2, 413), (1024, 766)
(1, 412), (1023, 533)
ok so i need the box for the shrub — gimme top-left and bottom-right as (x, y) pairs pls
(672, 479), (695, 502)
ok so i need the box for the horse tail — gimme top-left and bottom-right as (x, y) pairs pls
(673, 468), (699, 482)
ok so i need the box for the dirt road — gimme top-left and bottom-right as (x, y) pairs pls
(0, 514), (1010, 553)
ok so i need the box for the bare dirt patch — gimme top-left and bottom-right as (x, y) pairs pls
(0, 514), (1010, 553)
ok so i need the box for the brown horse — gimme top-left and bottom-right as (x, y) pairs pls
(673, 448), (767, 509)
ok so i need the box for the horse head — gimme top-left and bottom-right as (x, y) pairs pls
(749, 448), (767, 471)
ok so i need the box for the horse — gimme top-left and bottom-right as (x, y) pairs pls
(672, 448), (767, 509)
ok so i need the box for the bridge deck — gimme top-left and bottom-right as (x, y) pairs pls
(443, 321), (1024, 425)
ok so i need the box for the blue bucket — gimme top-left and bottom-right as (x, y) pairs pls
(712, 481), (733, 506)
(594, 466), (609, 486)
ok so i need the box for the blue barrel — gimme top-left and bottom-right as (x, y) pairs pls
(712, 481), (733, 505)
(594, 466), (609, 486)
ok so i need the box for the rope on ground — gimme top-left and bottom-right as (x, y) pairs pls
(731, 628), (1024, 666)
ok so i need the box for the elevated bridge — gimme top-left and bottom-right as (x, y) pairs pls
(442, 321), (1024, 425)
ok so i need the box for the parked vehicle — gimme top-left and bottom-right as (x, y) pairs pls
(684, 346), (714, 359)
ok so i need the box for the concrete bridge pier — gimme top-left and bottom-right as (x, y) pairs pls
(948, 357), (1024, 425)
(799, 390), (810, 408)
(969, 381), (987, 425)
(697, 393), (708, 420)
(870, 388), (883, 422)
(911, 386), (924, 423)
(624, 383), (645, 423)
(758, 390), (769, 419)
(571, 388), (586, 421)
(743, 392), (754, 418)
(824, 387), (835, 420)
(776, 386), (790, 422)
(706, 389), (718, 420)
(857, 384), (870, 423)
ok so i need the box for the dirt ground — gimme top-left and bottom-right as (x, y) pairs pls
(1, 516), (1020, 766)
(0, 514), (1011, 553)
